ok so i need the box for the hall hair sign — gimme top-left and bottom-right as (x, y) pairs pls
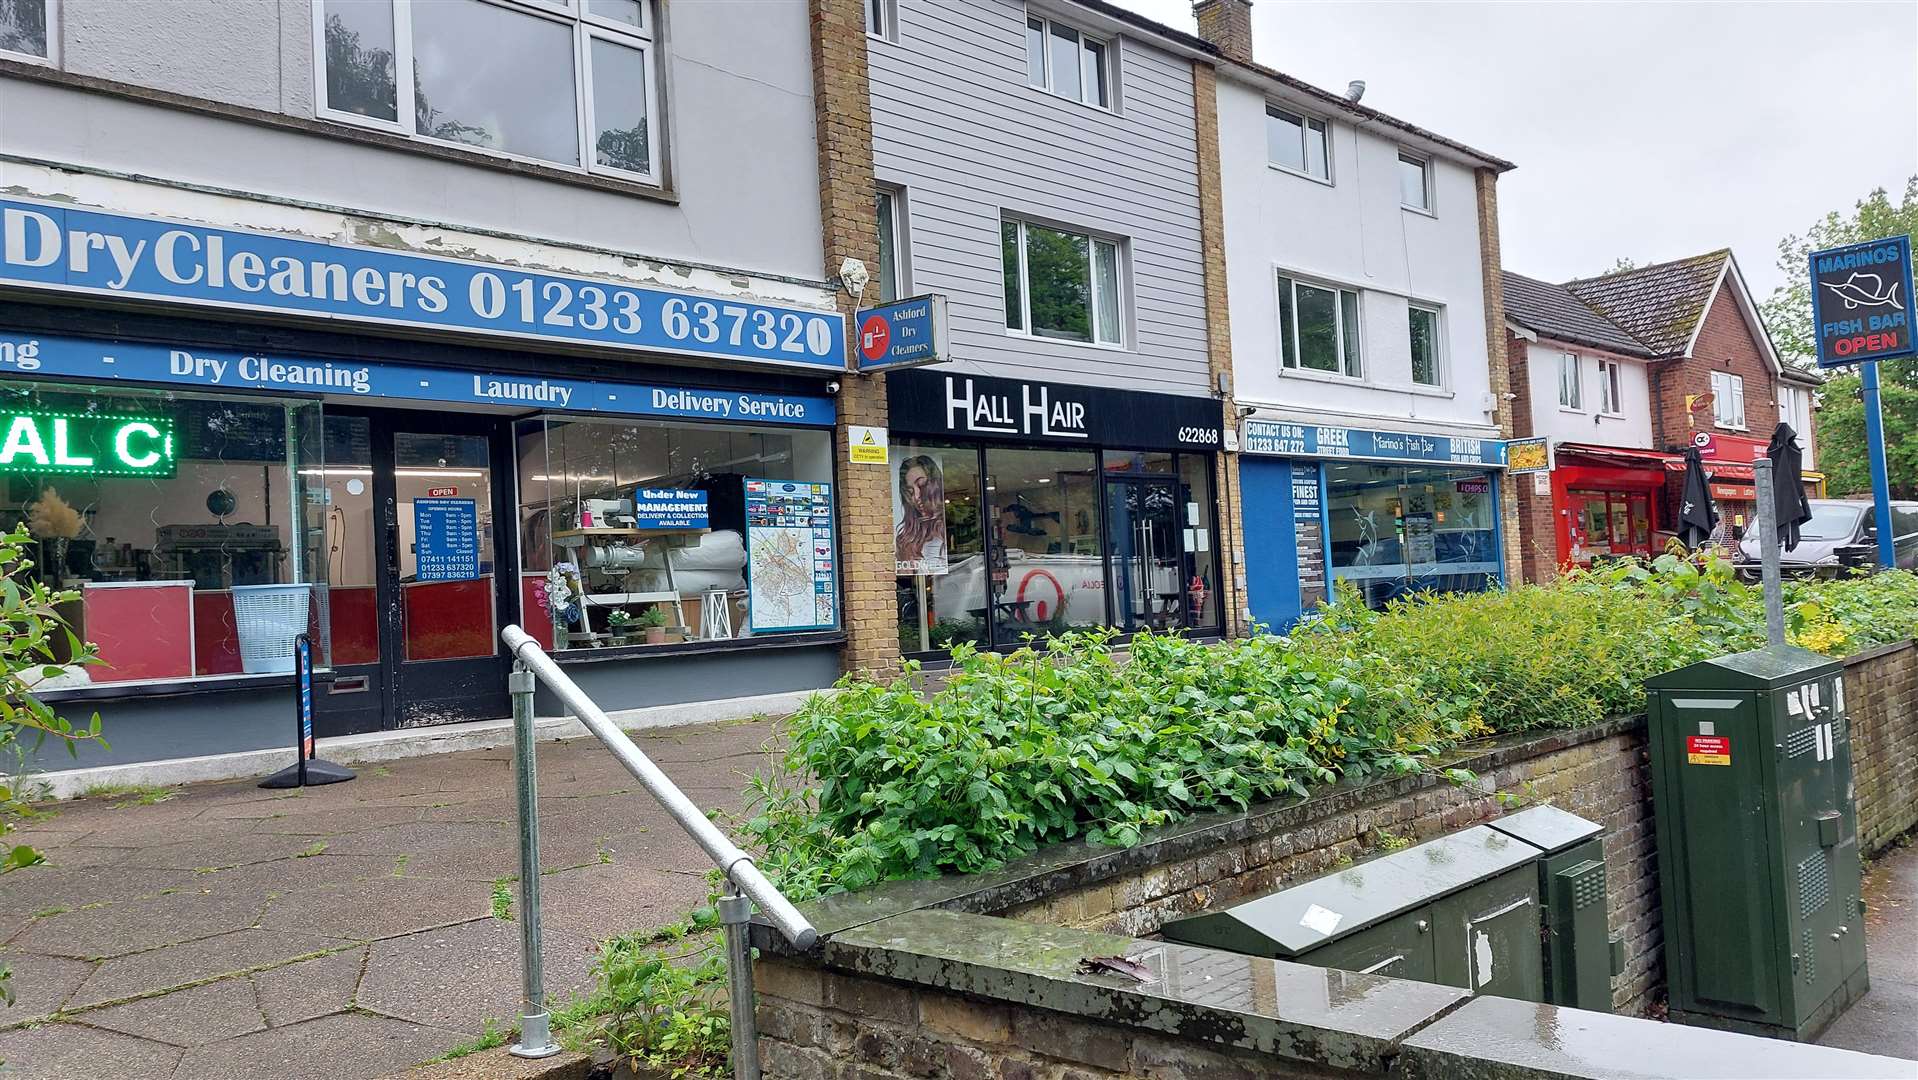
(1809, 234), (1915, 369)
(0, 198), (847, 372)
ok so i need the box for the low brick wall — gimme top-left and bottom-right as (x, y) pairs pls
(1848, 640), (1918, 853)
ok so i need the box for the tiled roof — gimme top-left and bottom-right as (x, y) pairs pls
(1502, 272), (1656, 358)
(1562, 250), (1730, 358)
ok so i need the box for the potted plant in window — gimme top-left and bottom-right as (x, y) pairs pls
(606, 607), (637, 645)
(638, 604), (670, 645)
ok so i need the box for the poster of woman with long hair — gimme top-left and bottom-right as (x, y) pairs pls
(894, 452), (948, 575)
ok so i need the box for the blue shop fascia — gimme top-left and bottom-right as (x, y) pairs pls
(0, 197), (851, 768)
(1235, 417), (1509, 631)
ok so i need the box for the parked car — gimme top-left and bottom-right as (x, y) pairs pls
(1735, 499), (1918, 576)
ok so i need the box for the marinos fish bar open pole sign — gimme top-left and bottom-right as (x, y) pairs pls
(1809, 235), (1915, 569)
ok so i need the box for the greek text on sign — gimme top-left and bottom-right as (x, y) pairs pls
(0, 198), (846, 371)
(633, 488), (709, 530)
(1686, 734), (1731, 767)
(1809, 235), (1915, 369)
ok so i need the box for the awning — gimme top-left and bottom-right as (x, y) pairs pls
(1556, 444), (1679, 471)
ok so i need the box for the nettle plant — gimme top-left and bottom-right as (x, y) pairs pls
(1, 525), (104, 1004)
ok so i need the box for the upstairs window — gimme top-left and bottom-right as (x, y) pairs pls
(1267, 105), (1329, 181)
(875, 188), (903, 304)
(865, 0), (896, 40)
(1598, 359), (1623, 415)
(1399, 152), (1432, 211)
(316, 0), (661, 183)
(1026, 13), (1110, 109)
(1003, 218), (1124, 346)
(0, 0), (50, 62)
(1278, 274), (1362, 378)
(1558, 352), (1582, 410)
(1711, 370), (1746, 429)
(1408, 304), (1443, 387)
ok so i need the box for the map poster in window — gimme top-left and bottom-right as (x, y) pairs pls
(744, 478), (838, 633)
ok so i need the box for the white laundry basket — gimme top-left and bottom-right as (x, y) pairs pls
(230, 583), (313, 674)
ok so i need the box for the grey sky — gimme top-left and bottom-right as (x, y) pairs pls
(1115, 0), (1918, 301)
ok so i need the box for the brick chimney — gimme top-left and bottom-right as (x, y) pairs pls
(1193, 0), (1254, 63)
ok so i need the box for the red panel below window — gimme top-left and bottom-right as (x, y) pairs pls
(87, 583), (198, 683)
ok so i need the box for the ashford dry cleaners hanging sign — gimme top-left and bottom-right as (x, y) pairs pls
(0, 198), (846, 371)
(0, 332), (834, 426)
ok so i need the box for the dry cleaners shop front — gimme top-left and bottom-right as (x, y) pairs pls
(0, 198), (847, 768)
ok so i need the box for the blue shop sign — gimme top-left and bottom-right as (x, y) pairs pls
(0, 198), (846, 371)
(0, 332), (834, 426)
(634, 488), (709, 529)
(1808, 235), (1914, 369)
(1242, 419), (1503, 467)
(413, 497), (480, 581)
(854, 294), (949, 372)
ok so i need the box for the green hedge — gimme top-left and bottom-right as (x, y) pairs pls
(742, 560), (1918, 900)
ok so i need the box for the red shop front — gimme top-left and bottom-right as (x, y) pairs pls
(1550, 444), (1678, 569)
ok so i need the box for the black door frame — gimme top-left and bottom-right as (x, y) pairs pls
(1100, 471), (1186, 634)
(315, 406), (517, 736)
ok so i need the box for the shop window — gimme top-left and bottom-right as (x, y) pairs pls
(1002, 218), (1125, 346)
(983, 447), (1103, 644)
(894, 441), (988, 655)
(1178, 454), (1221, 630)
(1278, 274), (1362, 378)
(1, 382), (324, 687)
(316, 0), (661, 183)
(515, 416), (834, 651)
(1408, 304), (1443, 387)
(0, 0), (50, 62)
(1025, 13), (1110, 109)
(1266, 105), (1329, 181)
(1711, 370), (1746, 429)
(1325, 462), (1499, 610)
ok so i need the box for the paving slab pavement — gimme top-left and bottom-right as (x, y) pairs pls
(1817, 836), (1918, 1060)
(0, 717), (780, 1080)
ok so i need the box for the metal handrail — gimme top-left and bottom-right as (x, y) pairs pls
(499, 624), (816, 1076)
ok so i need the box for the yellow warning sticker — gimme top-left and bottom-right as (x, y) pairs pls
(848, 424), (889, 465)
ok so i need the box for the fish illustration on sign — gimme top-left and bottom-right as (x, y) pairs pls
(1822, 272), (1904, 311)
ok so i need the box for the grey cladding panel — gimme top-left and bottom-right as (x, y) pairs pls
(871, 0), (1210, 396)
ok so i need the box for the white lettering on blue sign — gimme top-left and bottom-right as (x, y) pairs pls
(2, 332), (834, 427)
(1241, 419), (1501, 467)
(0, 199), (846, 371)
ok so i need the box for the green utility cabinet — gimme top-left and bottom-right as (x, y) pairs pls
(1645, 645), (1868, 1042)
(1162, 813), (1611, 1006)
(1485, 805), (1614, 1011)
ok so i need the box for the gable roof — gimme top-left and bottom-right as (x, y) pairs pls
(1561, 251), (1730, 358)
(1501, 271), (1656, 358)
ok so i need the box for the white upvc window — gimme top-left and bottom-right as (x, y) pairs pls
(1711, 370), (1747, 429)
(1267, 105), (1330, 181)
(1277, 274), (1362, 379)
(1408, 303), (1444, 387)
(1558, 352), (1582, 410)
(1002, 217), (1125, 346)
(1025, 12), (1111, 109)
(1398, 151), (1433, 212)
(865, 0), (897, 41)
(0, 0), (53, 64)
(1598, 359), (1623, 415)
(875, 187), (905, 304)
(313, 0), (662, 184)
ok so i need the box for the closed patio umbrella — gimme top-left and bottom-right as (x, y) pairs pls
(1677, 445), (1718, 550)
(1767, 422), (1813, 551)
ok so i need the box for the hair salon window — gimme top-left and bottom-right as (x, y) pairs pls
(894, 441), (1221, 658)
(515, 415), (834, 651)
(0, 381), (324, 688)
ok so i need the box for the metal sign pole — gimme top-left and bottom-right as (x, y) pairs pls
(1860, 360), (1897, 569)
(259, 634), (354, 789)
(1754, 459), (1786, 646)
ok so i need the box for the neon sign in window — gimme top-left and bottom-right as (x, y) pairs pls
(0, 410), (177, 477)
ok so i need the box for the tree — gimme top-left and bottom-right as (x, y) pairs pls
(1599, 257), (1639, 276)
(1, 526), (102, 1006)
(1762, 178), (1918, 499)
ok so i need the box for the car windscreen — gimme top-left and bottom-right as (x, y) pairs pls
(1801, 503), (1866, 541)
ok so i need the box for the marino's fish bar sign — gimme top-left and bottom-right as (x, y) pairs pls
(1809, 234), (1915, 369)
